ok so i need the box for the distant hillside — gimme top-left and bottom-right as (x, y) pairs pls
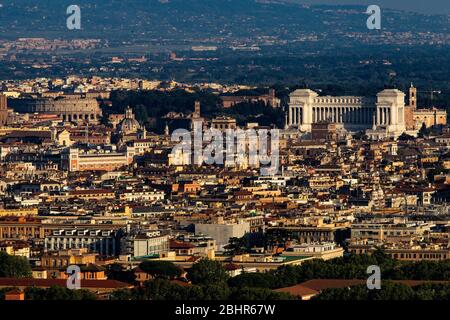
(0, 0), (448, 40)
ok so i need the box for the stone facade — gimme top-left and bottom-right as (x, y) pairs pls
(404, 84), (446, 130)
(8, 93), (102, 124)
(287, 89), (406, 137)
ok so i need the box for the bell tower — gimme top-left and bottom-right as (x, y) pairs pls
(125, 106), (134, 119)
(193, 101), (201, 118)
(409, 83), (417, 109)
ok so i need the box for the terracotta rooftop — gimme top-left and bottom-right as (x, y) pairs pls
(224, 263), (240, 271)
(69, 189), (115, 195)
(0, 278), (132, 289)
(274, 284), (319, 298)
(170, 239), (195, 249)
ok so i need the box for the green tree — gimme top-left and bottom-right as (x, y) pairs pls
(230, 287), (295, 300)
(314, 282), (416, 300)
(200, 284), (231, 300)
(224, 236), (251, 256)
(113, 279), (233, 300)
(313, 286), (369, 300)
(398, 132), (415, 141)
(25, 286), (97, 300)
(0, 252), (32, 278)
(370, 282), (415, 300)
(110, 288), (135, 300)
(414, 283), (450, 300)
(188, 259), (229, 285)
(264, 229), (291, 251)
(228, 272), (277, 289)
(106, 263), (137, 284)
(418, 123), (430, 138)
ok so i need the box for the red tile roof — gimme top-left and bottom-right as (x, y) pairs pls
(0, 278), (132, 289)
(300, 279), (366, 291)
(274, 284), (318, 298)
(69, 189), (115, 195)
(224, 263), (240, 271)
(169, 239), (195, 249)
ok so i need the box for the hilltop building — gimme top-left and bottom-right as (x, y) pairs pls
(287, 89), (406, 137)
(404, 84), (447, 130)
(221, 89), (280, 108)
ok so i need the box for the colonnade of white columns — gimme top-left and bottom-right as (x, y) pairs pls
(288, 106), (303, 126)
(287, 89), (406, 135)
(375, 107), (392, 125)
(311, 106), (375, 124)
(288, 106), (379, 126)
(288, 106), (395, 126)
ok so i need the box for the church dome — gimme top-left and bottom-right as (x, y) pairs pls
(119, 118), (141, 133)
(118, 107), (141, 134)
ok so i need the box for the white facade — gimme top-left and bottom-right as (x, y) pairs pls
(64, 147), (135, 172)
(44, 228), (121, 256)
(195, 222), (250, 251)
(285, 242), (337, 253)
(121, 232), (170, 258)
(119, 189), (165, 202)
(287, 89), (406, 136)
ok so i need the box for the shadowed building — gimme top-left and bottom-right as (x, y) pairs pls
(311, 122), (338, 141)
(0, 94), (8, 127)
(221, 89), (280, 108)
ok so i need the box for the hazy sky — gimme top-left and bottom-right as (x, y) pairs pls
(301, 0), (450, 14)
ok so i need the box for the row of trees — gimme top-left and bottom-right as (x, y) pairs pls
(0, 252), (96, 300)
(111, 278), (292, 301)
(0, 286), (97, 300)
(123, 259), (230, 285)
(0, 252), (32, 278)
(110, 259), (293, 300)
(2, 249), (450, 300)
(107, 251), (450, 300)
(219, 100), (285, 128)
(24, 287), (97, 300)
(107, 259), (229, 286)
(227, 250), (450, 289)
(314, 282), (450, 300)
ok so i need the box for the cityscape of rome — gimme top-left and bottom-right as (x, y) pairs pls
(0, 0), (450, 312)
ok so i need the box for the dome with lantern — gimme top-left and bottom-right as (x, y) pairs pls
(118, 107), (141, 134)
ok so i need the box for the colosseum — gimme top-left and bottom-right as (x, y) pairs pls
(8, 93), (102, 124)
